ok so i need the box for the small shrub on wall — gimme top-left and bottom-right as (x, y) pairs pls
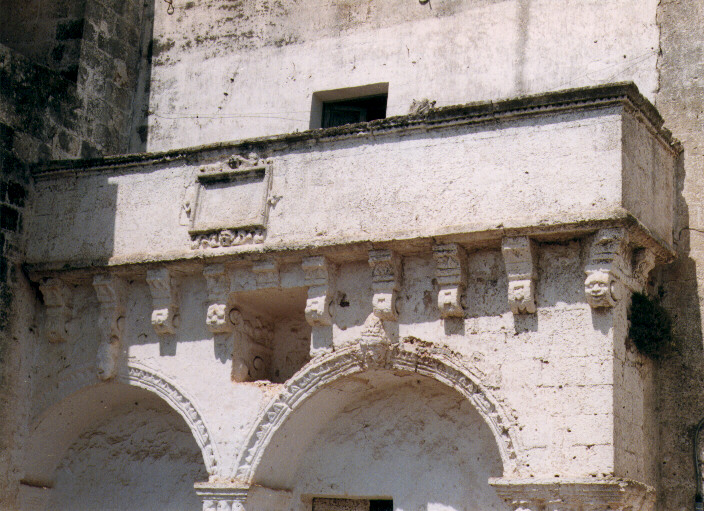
(628, 290), (674, 359)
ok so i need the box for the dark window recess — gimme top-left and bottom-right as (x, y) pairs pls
(321, 94), (387, 128)
(369, 500), (393, 511)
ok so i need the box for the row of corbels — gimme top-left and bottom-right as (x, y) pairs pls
(37, 228), (657, 368)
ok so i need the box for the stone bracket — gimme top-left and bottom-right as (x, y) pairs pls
(39, 278), (72, 343)
(489, 477), (655, 511)
(203, 264), (232, 333)
(502, 237), (537, 315)
(585, 228), (627, 309)
(302, 256), (334, 326)
(92, 274), (126, 380)
(433, 243), (467, 318)
(369, 249), (402, 321)
(146, 268), (179, 335)
(252, 258), (280, 289)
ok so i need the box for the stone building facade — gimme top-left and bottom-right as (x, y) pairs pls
(0, 1), (702, 510)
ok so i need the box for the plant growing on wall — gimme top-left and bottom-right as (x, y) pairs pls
(628, 290), (674, 359)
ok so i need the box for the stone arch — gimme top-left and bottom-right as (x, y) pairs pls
(22, 362), (218, 488)
(234, 340), (521, 483)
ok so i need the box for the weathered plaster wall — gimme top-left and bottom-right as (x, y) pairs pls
(26, 105), (674, 267)
(49, 399), (208, 510)
(655, 0), (704, 507)
(142, 0), (660, 151)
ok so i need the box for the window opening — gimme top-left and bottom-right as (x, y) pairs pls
(310, 82), (389, 130)
(321, 94), (388, 128)
(312, 497), (393, 511)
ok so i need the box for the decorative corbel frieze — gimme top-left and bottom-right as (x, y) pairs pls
(252, 258), (279, 289)
(501, 237), (537, 315)
(302, 256), (334, 326)
(433, 243), (467, 318)
(92, 275), (126, 380)
(369, 249), (402, 321)
(39, 278), (72, 343)
(146, 268), (179, 335)
(585, 228), (627, 309)
(203, 264), (232, 333)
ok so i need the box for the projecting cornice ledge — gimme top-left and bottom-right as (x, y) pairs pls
(32, 82), (679, 179)
(489, 477), (655, 511)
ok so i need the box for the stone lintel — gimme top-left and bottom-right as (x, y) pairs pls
(489, 478), (655, 511)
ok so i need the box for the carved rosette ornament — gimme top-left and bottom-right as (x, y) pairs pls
(302, 256), (334, 326)
(146, 268), (179, 335)
(369, 249), (402, 321)
(39, 278), (72, 343)
(501, 237), (537, 315)
(92, 275), (126, 380)
(489, 478), (655, 511)
(203, 264), (232, 333)
(433, 243), (467, 318)
(584, 228), (627, 309)
(252, 258), (279, 289)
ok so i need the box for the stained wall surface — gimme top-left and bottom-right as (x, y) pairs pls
(141, 0), (660, 151)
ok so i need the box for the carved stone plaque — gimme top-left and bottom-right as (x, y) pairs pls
(189, 156), (272, 249)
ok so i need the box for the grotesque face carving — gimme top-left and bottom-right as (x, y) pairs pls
(305, 292), (331, 326)
(438, 287), (465, 318)
(372, 290), (398, 321)
(508, 280), (536, 314)
(96, 339), (120, 380)
(206, 303), (228, 331)
(584, 271), (617, 308)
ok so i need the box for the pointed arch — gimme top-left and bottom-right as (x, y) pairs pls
(233, 340), (521, 483)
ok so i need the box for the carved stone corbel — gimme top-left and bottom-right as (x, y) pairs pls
(369, 249), (402, 321)
(501, 237), (537, 315)
(92, 275), (126, 380)
(433, 243), (467, 318)
(146, 268), (179, 335)
(39, 278), (72, 343)
(203, 264), (232, 333)
(585, 228), (627, 309)
(252, 258), (279, 289)
(302, 256), (334, 326)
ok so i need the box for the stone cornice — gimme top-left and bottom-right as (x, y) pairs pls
(32, 82), (680, 180)
(25, 216), (675, 280)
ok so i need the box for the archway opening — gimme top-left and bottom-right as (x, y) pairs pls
(253, 370), (507, 511)
(23, 383), (207, 510)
